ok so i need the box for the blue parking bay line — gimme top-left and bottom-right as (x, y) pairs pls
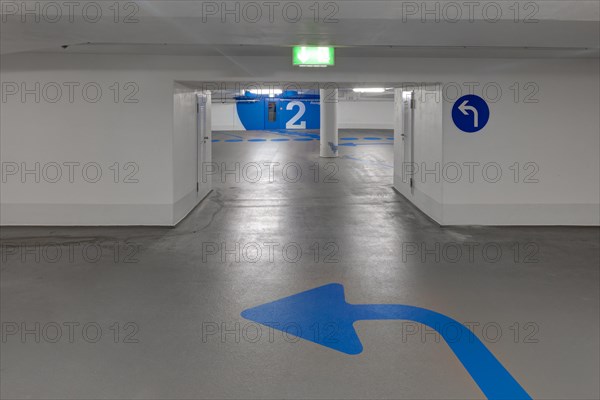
(341, 137), (359, 141)
(225, 139), (243, 143)
(248, 139), (267, 142)
(364, 137), (382, 140)
(271, 138), (290, 142)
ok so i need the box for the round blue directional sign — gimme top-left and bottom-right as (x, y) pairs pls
(452, 95), (490, 133)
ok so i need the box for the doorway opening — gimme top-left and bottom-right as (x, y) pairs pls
(175, 81), (443, 223)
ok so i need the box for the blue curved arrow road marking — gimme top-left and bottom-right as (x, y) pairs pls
(241, 283), (531, 400)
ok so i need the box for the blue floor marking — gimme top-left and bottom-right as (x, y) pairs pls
(268, 129), (320, 140)
(242, 284), (532, 400)
(214, 131), (394, 144)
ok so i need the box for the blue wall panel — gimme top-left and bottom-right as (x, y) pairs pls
(236, 100), (264, 130)
(235, 92), (320, 130)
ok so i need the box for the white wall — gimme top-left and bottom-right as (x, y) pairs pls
(394, 87), (444, 223)
(1, 53), (598, 225)
(338, 101), (394, 130)
(439, 61), (599, 225)
(0, 55), (175, 225)
(211, 102), (245, 131)
(172, 83), (203, 224)
(392, 62), (599, 226)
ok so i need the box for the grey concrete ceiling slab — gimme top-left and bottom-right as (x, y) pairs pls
(1, 1), (598, 57)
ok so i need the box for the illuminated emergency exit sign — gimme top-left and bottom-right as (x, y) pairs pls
(293, 46), (335, 67)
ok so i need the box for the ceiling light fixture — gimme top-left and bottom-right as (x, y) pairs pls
(353, 88), (386, 93)
(248, 89), (283, 95)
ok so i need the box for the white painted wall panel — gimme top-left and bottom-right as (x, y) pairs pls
(211, 102), (245, 131)
(337, 101), (394, 130)
(439, 61), (600, 225)
(0, 60), (174, 225)
(1, 53), (597, 225)
(393, 87), (444, 223)
(172, 83), (202, 224)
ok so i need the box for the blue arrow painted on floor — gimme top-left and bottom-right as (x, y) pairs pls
(241, 283), (531, 400)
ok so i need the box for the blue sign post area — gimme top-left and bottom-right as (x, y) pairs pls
(452, 95), (490, 133)
(242, 284), (531, 400)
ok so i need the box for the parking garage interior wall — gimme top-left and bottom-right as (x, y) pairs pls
(394, 86), (444, 222)
(0, 54), (175, 225)
(211, 99), (394, 131)
(438, 59), (600, 225)
(173, 82), (202, 225)
(212, 102), (245, 131)
(338, 100), (394, 130)
(1, 53), (598, 226)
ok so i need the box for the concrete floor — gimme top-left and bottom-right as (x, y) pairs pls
(1, 129), (599, 399)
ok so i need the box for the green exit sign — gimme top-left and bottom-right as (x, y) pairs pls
(293, 46), (335, 67)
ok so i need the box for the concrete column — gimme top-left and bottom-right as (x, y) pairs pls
(320, 88), (338, 158)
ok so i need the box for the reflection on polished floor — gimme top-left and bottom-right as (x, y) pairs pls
(1, 130), (599, 399)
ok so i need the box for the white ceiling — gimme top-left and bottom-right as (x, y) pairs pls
(52, 44), (600, 59)
(1, 1), (599, 57)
